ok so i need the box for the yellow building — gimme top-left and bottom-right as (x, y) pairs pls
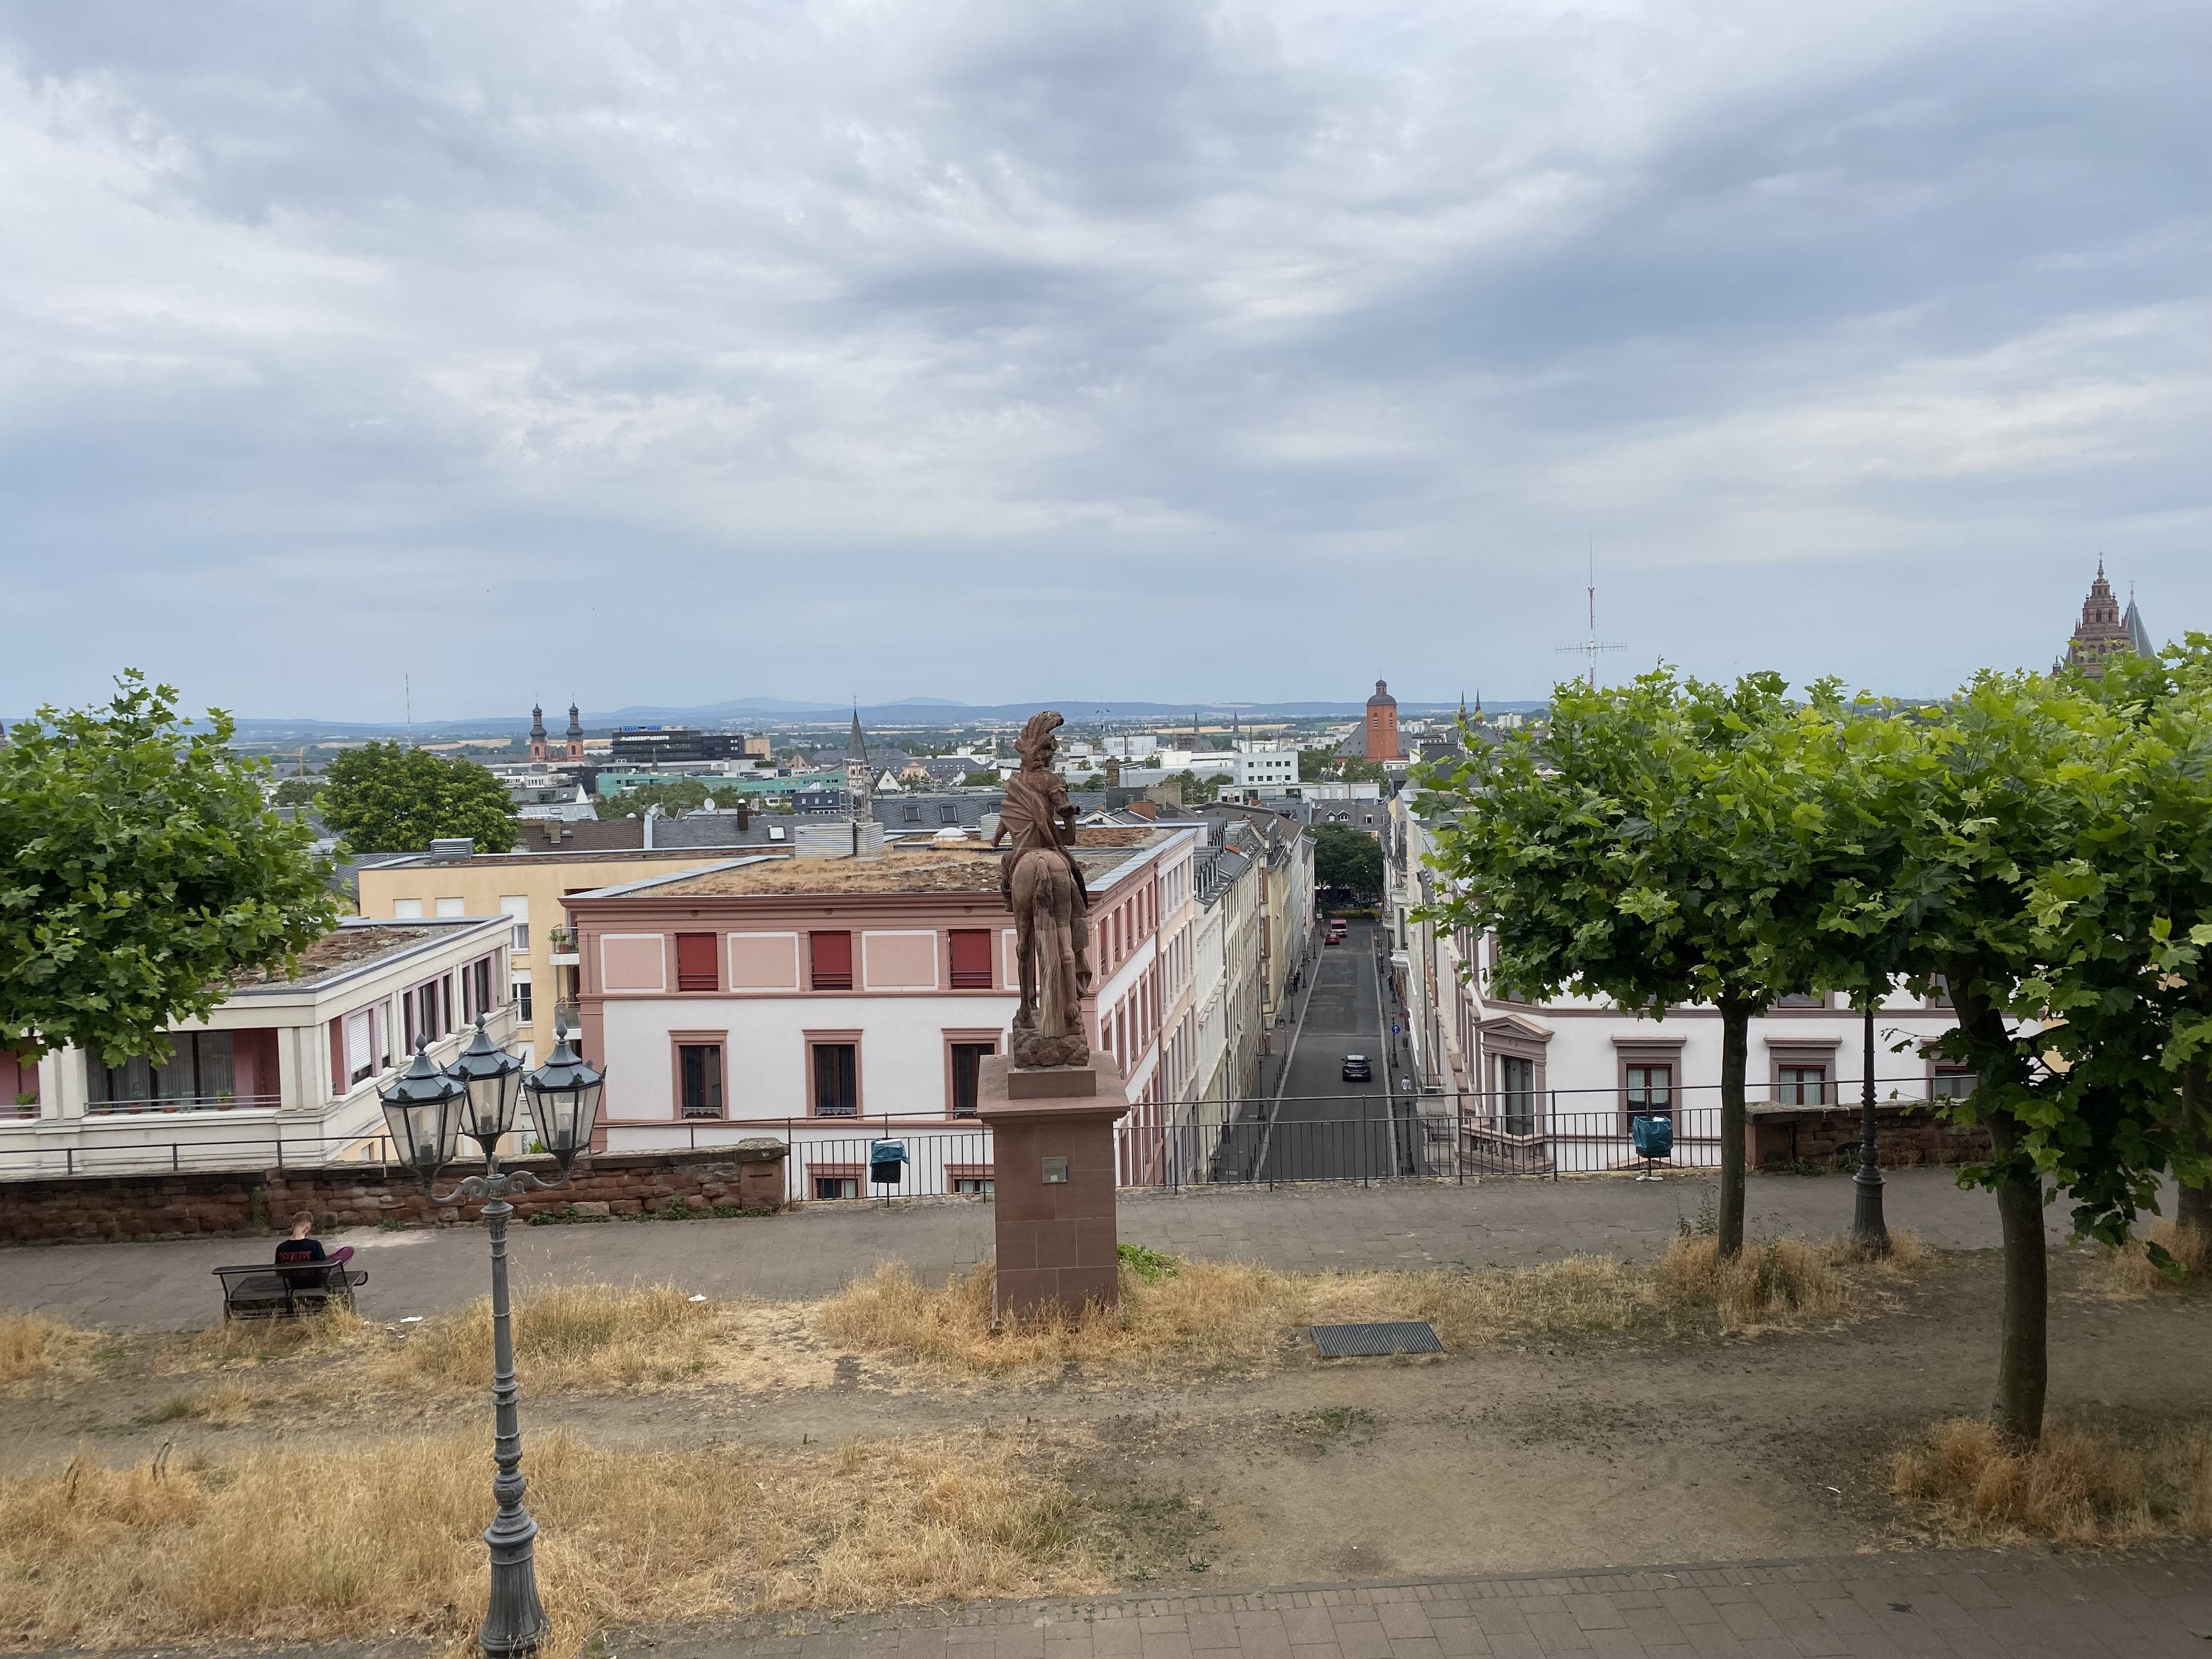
(356, 834), (758, 1060)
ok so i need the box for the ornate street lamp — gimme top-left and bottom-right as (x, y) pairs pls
(380, 1017), (606, 1656)
(1850, 1001), (1891, 1253)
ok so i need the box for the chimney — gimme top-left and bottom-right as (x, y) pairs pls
(1127, 799), (1158, 820)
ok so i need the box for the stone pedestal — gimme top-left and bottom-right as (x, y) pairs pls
(732, 1138), (791, 1211)
(975, 1051), (1129, 1325)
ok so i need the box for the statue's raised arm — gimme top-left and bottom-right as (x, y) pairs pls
(1001, 711), (1094, 1069)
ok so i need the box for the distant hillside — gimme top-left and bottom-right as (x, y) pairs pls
(95, 693), (1547, 743)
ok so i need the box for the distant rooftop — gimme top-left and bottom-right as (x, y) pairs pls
(232, 917), (495, 991)
(607, 825), (1178, 901)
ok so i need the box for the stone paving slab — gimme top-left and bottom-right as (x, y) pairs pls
(626, 1551), (2212, 1659)
(0, 1168), (2047, 1331)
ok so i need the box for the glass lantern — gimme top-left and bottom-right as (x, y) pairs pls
(447, 1015), (527, 1156)
(521, 1022), (606, 1171)
(380, 1040), (465, 1186)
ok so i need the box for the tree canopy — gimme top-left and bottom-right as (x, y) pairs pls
(319, 741), (518, 854)
(1309, 822), (1384, 901)
(595, 778), (714, 820)
(0, 673), (339, 1064)
(1418, 668), (1899, 1257)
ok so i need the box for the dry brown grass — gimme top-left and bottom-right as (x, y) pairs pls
(821, 1259), (1312, 1374)
(0, 1427), (1109, 1657)
(817, 1239), (1920, 1376)
(164, 1305), (370, 1374)
(0, 1311), (99, 1386)
(2087, 1222), (2211, 1299)
(379, 1282), (832, 1395)
(385, 1281), (720, 1392)
(1893, 1418), (2212, 1545)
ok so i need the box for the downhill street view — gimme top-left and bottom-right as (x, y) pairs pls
(2, 5), (2210, 1659)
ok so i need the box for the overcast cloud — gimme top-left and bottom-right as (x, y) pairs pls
(2, 0), (2205, 720)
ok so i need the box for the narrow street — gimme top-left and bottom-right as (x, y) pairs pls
(1212, 918), (1419, 1182)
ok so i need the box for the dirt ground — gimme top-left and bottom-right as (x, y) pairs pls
(8, 1244), (2208, 1599)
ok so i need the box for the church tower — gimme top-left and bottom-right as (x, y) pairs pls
(2063, 561), (2148, 679)
(565, 702), (584, 762)
(1364, 679), (1400, 761)
(528, 702), (548, 764)
(845, 706), (873, 820)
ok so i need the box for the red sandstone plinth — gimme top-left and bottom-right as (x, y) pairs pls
(975, 1050), (1129, 1325)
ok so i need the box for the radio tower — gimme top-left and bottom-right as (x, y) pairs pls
(1558, 541), (1624, 689)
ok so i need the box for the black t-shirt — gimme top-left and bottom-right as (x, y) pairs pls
(275, 1237), (327, 1267)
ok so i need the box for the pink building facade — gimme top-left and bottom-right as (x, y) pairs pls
(561, 828), (1200, 1198)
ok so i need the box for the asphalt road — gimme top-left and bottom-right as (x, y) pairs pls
(1210, 919), (1417, 1183)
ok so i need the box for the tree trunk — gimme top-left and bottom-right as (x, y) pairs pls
(2177, 1063), (2211, 1243)
(1718, 1000), (1749, 1260)
(1985, 1111), (2048, 1448)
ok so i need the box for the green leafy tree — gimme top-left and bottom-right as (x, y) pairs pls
(1419, 669), (1889, 1259)
(272, 776), (321, 808)
(1310, 822), (1384, 901)
(595, 778), (714, 820)
(1854, 662), (2212, 1445)
(0, 673), (340, 1064)
(2058, 637), (2212, 1246)
(961, 769), (1001, 787)
(1339, 757), (1389, 786)
(319, 741), (518, 854)
(1299, 747), (1335, 782)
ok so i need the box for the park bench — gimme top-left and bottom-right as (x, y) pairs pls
(212, 1259), (367, 1321)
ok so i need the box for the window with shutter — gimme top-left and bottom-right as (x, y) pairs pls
(810, 932), (853, 991)
(948, 930), (992, 989)
(676, 933), (719, 991)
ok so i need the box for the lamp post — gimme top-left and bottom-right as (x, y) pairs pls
(1850, 1001), (1890, 1252)
(380, 1018), (607, 1656)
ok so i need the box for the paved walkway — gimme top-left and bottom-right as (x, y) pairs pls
(0, 1169), (2043, 1330)
(639, 1551), (2212, 1659)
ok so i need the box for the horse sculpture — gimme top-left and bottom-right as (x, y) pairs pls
(991, 710), (1093, 1069)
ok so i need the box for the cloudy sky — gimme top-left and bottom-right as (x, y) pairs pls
(2, 0), (2205, 721)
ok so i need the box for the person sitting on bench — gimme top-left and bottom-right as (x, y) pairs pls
(274, 1213), (353, 1283)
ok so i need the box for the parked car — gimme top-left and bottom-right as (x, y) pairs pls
(1324, 932), (1343, 946)
(1341, 1054), (1372, 1081)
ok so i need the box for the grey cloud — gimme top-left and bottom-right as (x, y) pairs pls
(0, 0), (2205, 717)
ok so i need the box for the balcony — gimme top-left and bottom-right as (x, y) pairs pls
(554, 1001), (580, 1033)
(84, 1094), (284, 1118)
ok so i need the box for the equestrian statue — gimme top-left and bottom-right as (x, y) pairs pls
(990, 710), (1094, 1069)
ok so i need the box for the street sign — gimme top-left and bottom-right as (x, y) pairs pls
(1391, 1023), (1400, 1035)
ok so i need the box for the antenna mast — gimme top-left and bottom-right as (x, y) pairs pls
(1557, 539), (1624, 689)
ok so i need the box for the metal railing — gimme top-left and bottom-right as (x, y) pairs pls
(0, 1126), (365, 1179)
(2, 1076), (1959, 1193)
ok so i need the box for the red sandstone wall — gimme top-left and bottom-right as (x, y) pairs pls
(0, 1148), (788, 1245)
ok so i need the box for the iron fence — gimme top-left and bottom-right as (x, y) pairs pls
(1, 1075), (1954, 1194)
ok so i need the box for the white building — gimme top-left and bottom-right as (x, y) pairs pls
(1389, 795), (1970, 1175)
(2, 917), (517, 1179)
(559, 828), (1208, 1197)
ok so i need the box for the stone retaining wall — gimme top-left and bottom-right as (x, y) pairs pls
(1747, 1102), (1989, 1170)
(0, 1146), (790, 1245)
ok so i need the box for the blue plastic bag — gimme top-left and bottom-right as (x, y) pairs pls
(868, 1138), (907, 1185)
(1630, 1114), (1674, 1160)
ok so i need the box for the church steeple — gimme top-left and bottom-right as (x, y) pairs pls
(845, 704), (873, 820)
(2064, 558), (2143, 679)
(528, 701), (548, 764)
(564, 702), (584, 762)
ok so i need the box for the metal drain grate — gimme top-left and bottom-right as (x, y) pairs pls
(1309, 1320), (1443, 1358)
